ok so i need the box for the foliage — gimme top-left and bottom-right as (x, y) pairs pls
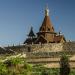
(41, 69), (48, 75)
(0, 56), (75, 75)
(60, 54), (70, 75)
(0, 62), (8, 75)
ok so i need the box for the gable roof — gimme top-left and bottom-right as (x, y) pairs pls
(35, 35), (47, 44)
(24, 38), (37, 44)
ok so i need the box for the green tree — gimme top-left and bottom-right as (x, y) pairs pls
(0, 62), (8, 75)
(60, 54), (70, 75)
(41, 69), (48, 75)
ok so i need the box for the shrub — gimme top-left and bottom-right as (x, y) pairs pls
(41, 69), (48, 75)
(60, 54), (70, 75)
(0, 62), (8, 75)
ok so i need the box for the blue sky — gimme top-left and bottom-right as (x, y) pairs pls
(0, 0), (75, 46)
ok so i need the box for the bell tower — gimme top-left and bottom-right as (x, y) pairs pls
(39, 6), (54, 32)
(36, 6), (56, 43)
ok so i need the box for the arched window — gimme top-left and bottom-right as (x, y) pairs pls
(48, 28), (50, 31)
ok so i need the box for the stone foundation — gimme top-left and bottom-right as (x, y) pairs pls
(4, 42), (75, 68)
(5, 42), (75, 53)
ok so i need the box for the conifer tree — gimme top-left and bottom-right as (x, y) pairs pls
(60, 54), (70, 75)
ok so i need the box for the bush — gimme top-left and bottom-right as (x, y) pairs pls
(41, 70), (48, 75)
(60, 54), (70, 75)
(0, 62), (8, 75)
(4, 59), (12, 67)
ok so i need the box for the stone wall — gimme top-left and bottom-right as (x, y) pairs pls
(29, 43), (63, 52)
(29, 42), (75, 52)
(63, 42), (75, 51)
(5, 42), (75, 68)
(5, 42), (75, 53)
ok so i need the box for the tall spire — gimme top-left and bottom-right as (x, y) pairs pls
(39, 5), (54, 32)
(45, 4), (49, 16)
(28, 27), (35, 38)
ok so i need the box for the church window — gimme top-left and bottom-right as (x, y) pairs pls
(48, 28), (50, 31)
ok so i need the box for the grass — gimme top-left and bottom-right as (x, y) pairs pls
(0, 54), (74, 75)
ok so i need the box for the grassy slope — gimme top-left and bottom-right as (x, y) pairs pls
(0, 54), (74, 75)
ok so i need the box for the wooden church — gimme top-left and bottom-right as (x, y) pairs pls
(24, 6), (66, 44)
